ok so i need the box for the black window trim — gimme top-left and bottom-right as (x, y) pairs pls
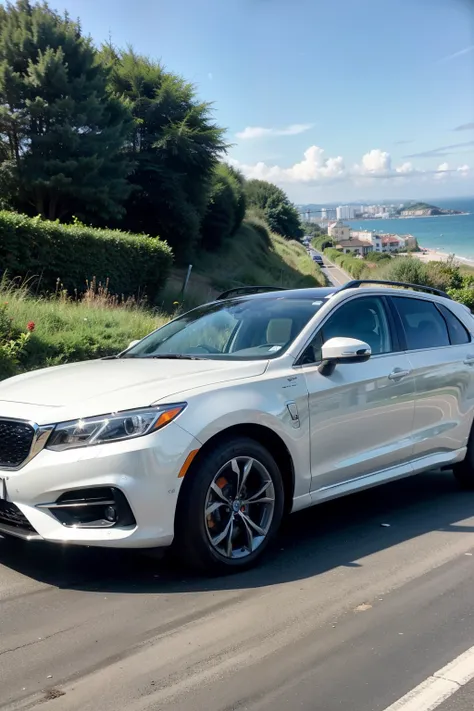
(388, 294), (462, 352)
(294, 293), (401, 367)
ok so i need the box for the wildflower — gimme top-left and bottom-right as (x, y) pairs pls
(173, 301), (180, 306)
(26, 321), (35, 332)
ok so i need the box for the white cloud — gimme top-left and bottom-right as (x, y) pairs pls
(236, 123), (313, 140)
(229, 146), (470, 192)
(395, 162), (415, 174)
(286, 146), (345, 181)
(434, 162), (450, 180)
(231, 145), (345, 183)
(360, 149), (391, 174)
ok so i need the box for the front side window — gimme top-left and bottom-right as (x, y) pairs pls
(124, 296), (327, 360)
(301, 296), (392, 364)
(393, 297), (450, 350)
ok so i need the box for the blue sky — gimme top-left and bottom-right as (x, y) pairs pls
(16, 0), (474, 202)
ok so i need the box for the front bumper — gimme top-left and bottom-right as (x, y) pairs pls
(0, 422), (201, 548)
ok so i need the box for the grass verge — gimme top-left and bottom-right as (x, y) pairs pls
(0, 280), (167, 380)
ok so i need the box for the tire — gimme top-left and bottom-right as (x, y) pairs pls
(453, 426), (474, 489)
(173, 437), (285, 574)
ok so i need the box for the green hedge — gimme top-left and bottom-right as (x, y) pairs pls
(0, 212), (173, 300)
(324, 247), (367, 278)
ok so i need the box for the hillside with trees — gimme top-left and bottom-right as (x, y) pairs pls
(0, 0), (308, 285)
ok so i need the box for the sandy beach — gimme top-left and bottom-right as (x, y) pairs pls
(407, 248), (474, 269)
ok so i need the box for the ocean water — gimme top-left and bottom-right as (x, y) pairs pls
(347, 197), (474, 260)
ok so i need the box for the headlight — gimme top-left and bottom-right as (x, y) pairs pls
(46, 404), (186, 452)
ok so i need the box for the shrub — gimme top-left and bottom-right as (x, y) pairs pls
(244, 179), (303, 240)
(365, 252), (392, 263)
(312, 235), (334, 251)
(374, 257), (432, 286)
(201, 164), (246, 250)
(0, 211), (173, 301)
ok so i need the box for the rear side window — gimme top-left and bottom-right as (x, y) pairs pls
(393, 297), (450, 350)
(437, 304), (471, 345)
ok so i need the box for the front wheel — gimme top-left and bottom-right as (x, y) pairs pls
(173, 437), (284, 574)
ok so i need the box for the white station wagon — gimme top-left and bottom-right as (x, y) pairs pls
(1, 279), (474, 573)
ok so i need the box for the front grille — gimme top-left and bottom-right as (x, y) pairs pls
(0, 500), (37, 532)
(0, 420), (35, 468)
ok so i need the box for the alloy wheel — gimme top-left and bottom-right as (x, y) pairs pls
(204, 456), (276, 560)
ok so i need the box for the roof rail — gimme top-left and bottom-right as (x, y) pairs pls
(338, 279), (452, 300)
(216, 286), (288, 300)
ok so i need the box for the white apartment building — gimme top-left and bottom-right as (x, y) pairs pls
(352, 230), (383, 252)
(351, 230), (416, 253)
(336, 205), (357, 220)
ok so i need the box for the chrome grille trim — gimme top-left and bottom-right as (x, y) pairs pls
(0, 418), (54, 470)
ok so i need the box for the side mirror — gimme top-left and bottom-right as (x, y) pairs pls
(127, 340), (140, 350)
(319, 337), (371, 376)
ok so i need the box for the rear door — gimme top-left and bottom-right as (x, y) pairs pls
(299, 295), (417, 493)
(389, 295), (474, 462)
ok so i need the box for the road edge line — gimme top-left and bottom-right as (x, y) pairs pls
(383, 644), (474, 711)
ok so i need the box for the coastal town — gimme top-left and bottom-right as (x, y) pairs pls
(325, 219), (418, 256)
(301, 201), (466, 223)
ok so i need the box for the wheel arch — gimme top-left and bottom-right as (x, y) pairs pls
(175, 424), (295, 521)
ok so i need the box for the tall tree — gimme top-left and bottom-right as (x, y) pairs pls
(0, 0), (133, 221)
(245, 179), (303, 240)
(102, 47), (228, 260)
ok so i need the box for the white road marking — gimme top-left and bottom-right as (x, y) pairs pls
(383, 644), (474, 711)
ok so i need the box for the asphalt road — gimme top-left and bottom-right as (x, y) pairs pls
(2, 470), (474, 711)
(308, 247), (349, 286)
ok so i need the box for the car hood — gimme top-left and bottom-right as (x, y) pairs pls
(0, 358), (268, 424)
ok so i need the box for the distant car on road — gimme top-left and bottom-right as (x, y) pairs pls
(312, 254), (324, 265)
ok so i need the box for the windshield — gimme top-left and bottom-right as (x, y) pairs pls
(124, 297), (325, 360)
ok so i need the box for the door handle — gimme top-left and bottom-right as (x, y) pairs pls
(464, 355), (474, 366)
(388, 368), (411, 381)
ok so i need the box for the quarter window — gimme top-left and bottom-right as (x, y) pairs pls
(393, 297), (450, 350)
(437, 304), (471, 345)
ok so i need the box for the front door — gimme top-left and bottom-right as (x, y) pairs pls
(299, 295), (417, 493)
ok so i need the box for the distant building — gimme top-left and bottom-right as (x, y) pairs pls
(381, 236), (404, 252)
(352, 230), (383, 252)
(336, 239), (373, 256)
(328, 220), (351, 241)
(351, 230), (416, 253)
(336, 205), (356, 220)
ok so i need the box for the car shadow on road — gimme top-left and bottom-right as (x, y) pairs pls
(1, 470), (474, 594)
